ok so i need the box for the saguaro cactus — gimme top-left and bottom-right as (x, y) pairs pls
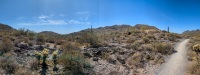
(91, 25), (93, 33)
(168, 26), (169, 33)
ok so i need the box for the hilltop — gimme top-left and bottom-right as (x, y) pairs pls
(66, 24), (160, 37)
(0, 23), (15, 31)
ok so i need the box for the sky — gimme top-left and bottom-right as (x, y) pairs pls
(0, 0), (200, 34)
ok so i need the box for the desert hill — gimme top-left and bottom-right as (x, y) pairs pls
(0, 23), (183, 75)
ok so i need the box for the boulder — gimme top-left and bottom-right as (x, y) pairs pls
(18, 42), (28, 49)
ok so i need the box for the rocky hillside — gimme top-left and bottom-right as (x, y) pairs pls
(63, 24), (182, 74)
(0, 23), (15, 31)
(0, 23), (182, 75)
(182, 29), (200, 75)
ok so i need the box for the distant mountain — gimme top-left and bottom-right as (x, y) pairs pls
(96, 24), (132, 30)
(66, 24), (160, 37)
(39, 31), (61, 36)
(182, 29), (200, 37)
(182, 29), (200, 34)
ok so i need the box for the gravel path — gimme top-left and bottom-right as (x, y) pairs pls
(156, 39), (190, 75)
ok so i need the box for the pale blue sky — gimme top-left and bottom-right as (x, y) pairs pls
(0, 0), (200, 34)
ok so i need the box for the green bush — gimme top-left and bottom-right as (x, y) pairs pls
(153, 42), (174, 55)
(69, 31), (102, 48)
(59, 43), (92, 75)
(14, 28), (36, 40)
(58, 54), (91, 75)
(167, 33), (181, 41)
(142, 37), (149, 43)
(146, 34), (156, 40)
(36, 34), (45, 45)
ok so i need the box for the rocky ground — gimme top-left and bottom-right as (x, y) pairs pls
(0, 24), (183, 75)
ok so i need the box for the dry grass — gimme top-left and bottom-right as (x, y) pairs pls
(153, 42), (174, 55)
(128, 52), (141, 66)
(14, 67), (32, 75)
(0, 58), (18, 74)
(58, 42), (92, 74)
(0, 37), (14, 54)
(186, 40), (200, 75)
(187, 60), (200, 75)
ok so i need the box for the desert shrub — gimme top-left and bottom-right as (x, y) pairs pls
(36, 34), (45, 45)
(16, 28), (35, 36)
(59, 43), (92, 75)
(188, 62), (200, 75)
(102, 52), (110, 60)
(56, 40), (64, 45)
(126, 38), (135, 43)
(77, 32), (102, 48)
(30, 60), (39, 71)
(146, 34), (156, 40)
(167, 33), (181, 41)
(131, 29), (141, 34)
(58, 54), (91, 75)
(162, 30), (168, 33)
(61, 43), (80, 52)
(0, 58), (18, 74)
(131, 42), (140, 50)
(128, 52), (141, 67)
(60, 51), (90, 74)
(143, 44), (153, 51)
(14, 29), (36, 41)
(142, 37), (149, 43)
(153, 42), (174, 55)
(14, 67), (32, 75)
(24, 37), (29, 43)
(28, 41), (34, 46)
(46, 37), (56, 43)
(0, 37), (14, 54)
(168, 35), (176, 41)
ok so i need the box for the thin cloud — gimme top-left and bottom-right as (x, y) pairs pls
(80, 16), (89, 20)
(38, 15), (49, 19)
(76, 11), (90, 21)
(59, 14), (65, 17)
(76, 11), (90, 15)
(17, 14), (91, 26)
(18, 20), (91, 26)
(68, 20), (91, 25)
(18, 19), (67, 26)
(160, 14), (174, 21)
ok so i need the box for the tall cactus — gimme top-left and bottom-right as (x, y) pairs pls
(91, 25), (93, 33)
(168, 26), (169, 33)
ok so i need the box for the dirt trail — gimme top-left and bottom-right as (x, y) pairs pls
(155, 39), (190, 75)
